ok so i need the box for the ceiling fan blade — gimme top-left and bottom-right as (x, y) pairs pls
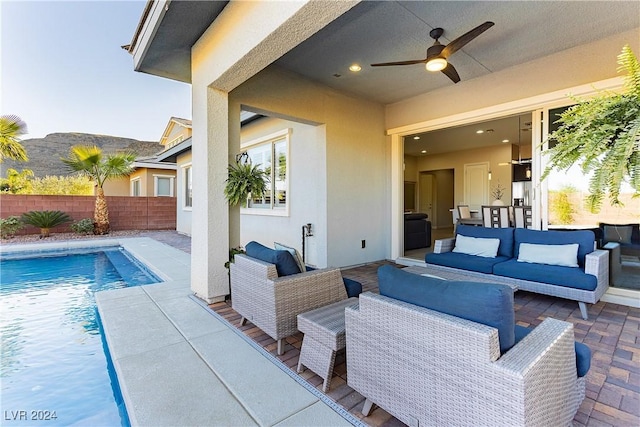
(441, 21), (494, 59)
(441, 63), (460, 83)
(371, 59), (426, 67)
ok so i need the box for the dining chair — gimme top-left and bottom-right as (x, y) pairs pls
(457, 205), (471, 220)
(481, 205), (510, 228)
(457, 205), (483, 226)
(514, 206), (533, 228)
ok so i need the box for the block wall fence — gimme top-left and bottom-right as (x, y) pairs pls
(0, 195), (176, 235)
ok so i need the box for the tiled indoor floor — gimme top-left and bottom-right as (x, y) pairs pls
(211, 260), (640, 427)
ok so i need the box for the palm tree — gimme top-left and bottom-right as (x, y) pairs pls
(62, 145), (136, 234)
(0, 115), (28, 163)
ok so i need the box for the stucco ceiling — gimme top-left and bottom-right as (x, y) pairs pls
(275, 1), (640, 105)
(134, 1), (639, 155)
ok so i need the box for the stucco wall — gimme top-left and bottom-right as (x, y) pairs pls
(103, 177), (130, 196)
(236, 116), (323, 266)
(176, 151), (193, 236)
(416, 143), (513, 208)
(231, 66), (388, 268)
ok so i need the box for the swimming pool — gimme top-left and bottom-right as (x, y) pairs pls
(0, 246), (161, 426)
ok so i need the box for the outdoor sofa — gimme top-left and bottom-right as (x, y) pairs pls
(599, 222), (640, 257)
(425, 224), (609, 319)
(230, 241), (361, 355)
(346, 266), (590, 426)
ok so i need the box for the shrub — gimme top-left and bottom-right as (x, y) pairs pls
(70, 218), (94, 235)
(0, 216), (24, 238)
(549, 186), (577, 224)
(20, 210), (72, 238)
(31, 175), (93, 195)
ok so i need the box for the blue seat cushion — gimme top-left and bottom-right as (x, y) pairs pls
(343, 277), (363, 298)
(306, 266), (362, 297)
(456, 224), (515, 258)
(493, 259), (597, 291)
(245, 241), (300, 276)
(514, 228), (595, 267)
(515, 325), (591, 377)
(378, 265), (515, 353)
(426, 252), (511, 274)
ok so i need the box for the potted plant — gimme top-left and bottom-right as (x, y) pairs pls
(491, 182), (506, 205)
(542, 45), (639, 213)
(224, 158), (269, 207)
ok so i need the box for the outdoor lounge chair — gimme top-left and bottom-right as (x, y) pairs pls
(346, 266), (589, 426)
(230, 242), (352, 355)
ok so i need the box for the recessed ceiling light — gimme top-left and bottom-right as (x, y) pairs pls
(413, 136), (420, 140)
(502, 139), (509, 143)
(421, 150), (427, 154)
(349, 64), (362, 72)
(476, 130), (484, 134)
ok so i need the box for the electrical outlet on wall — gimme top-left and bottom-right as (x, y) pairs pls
(361, 240), (366, 249)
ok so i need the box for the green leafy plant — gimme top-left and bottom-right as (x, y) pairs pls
(224, 160), (269, 207)
(31, 175), (94, 195)
(0, 216), (24, 239)
(0, 168), (33, 194)
(70, 218), (94, 235)
(20, 210), (72, 238)
(542, 45), (640, 212)
(0, 115), (28, 163)
(224, 247), (246, 270)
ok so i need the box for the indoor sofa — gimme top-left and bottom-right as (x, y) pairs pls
(404, 213), (432, 250)
(425, 224), (609, 320)
(346, 266), (590, 427)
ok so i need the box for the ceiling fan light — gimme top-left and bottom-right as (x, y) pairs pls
(426, 57), (447, 72)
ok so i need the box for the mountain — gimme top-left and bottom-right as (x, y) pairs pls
(0, 133), (164, 178)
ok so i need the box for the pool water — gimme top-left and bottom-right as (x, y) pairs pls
(0, 247), (161, 426)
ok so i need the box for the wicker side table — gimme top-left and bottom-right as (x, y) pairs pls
(297, 297), (359, 392)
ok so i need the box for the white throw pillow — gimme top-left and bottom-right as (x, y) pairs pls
(274, 242), (306, 272)
(452, 234), (500, 258)
(517, 243), (579, 267)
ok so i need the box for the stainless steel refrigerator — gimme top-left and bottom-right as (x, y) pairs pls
(512, 181), (532, 206)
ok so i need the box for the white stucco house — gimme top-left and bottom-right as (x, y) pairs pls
(125, 1), (639, 304)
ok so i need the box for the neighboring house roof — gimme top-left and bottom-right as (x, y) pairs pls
(133, 160), (177, 171)
(157, 137), (192, 163)
(160, 116), (192, 146)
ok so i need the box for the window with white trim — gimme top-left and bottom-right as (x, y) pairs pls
(243, 129), (289, 213)
(154, 174), (175, 197)
(183, 164), (192, 208)
(131, 178), (141, 197)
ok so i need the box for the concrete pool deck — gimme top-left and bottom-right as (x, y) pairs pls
(2, 238), (356, 427)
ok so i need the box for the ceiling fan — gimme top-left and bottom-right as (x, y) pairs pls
(371, 21), (494, 83)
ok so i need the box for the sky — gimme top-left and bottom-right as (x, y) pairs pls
(1, 0), (192, 142)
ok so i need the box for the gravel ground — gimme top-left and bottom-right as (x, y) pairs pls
(0, 230), (150, 245)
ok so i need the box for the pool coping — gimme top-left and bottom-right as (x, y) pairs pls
(4, 238), (358, 426)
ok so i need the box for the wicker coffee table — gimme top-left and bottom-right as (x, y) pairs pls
(296, 297), (359, 392)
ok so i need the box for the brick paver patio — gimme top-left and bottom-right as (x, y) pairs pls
(212, 260), (640, 427)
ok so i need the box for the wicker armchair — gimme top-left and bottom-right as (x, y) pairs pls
(230, 254), (348, 355)
(346, 292), (586, 426)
